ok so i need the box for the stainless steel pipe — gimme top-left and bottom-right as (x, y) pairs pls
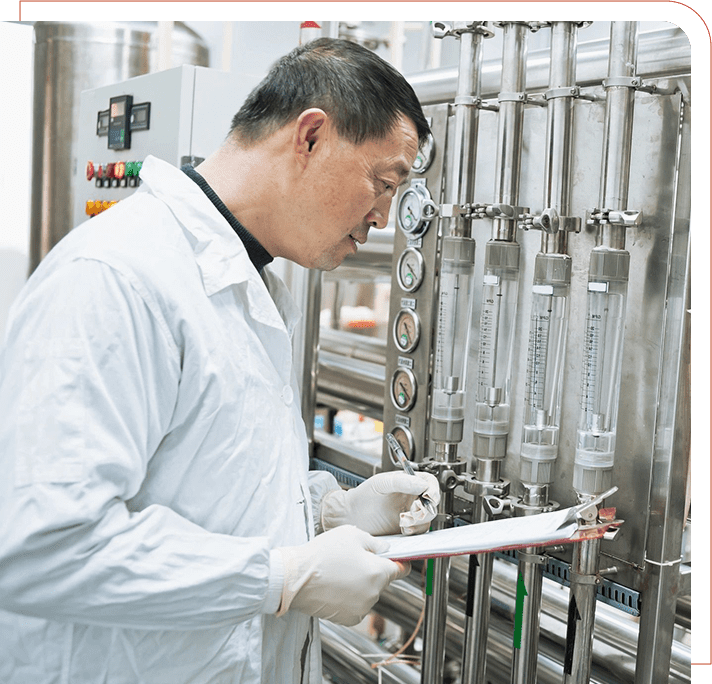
(422, 22), (488, 684)
(494, 22), (529, 241)
(408, 27), (689, 105)
(598, 21), (639, 250)
(541, 22), (579, 255)
(320, 620), (420, 684)
(374, 558), (690, 684)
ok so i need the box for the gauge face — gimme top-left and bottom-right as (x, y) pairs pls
(391, 367), (417, 412)
(398, 188), (422, 234)
(397, 181), (435, 237)
(393, 308), (420, 353)
(396, 247), (425, 293)
(412, 132), (435, 174)
(389, 426), (415, 461)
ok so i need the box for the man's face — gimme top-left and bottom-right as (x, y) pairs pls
(292, 115), (419, 271)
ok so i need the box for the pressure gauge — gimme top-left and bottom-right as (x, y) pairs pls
(391, 367), (417, 412)
(397, 179), (437, 237)
(393, 308), (421, 353)
(396, 247), (425, 293)
(388, 426), (416, 462)
(412, 132), (435, 174)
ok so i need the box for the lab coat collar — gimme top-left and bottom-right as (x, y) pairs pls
(140, 156), (300, 334)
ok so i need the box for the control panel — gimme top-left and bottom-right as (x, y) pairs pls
(382, 104), (449, 469)
(74, 65), (238, 228)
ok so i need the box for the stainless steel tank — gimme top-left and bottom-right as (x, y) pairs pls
(29, 21), (209, 272)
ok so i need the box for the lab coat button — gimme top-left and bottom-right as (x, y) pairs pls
(282, 385), (293, 405)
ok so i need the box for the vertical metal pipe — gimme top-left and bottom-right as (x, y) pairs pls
(563, 538), (602, 683)
(299, 268), (322, 454)
(422, 24), (486, 684)
(566, 22), (640, 684)
(421, 485), (454, 684)
(494, 22), (528, 238)
(517, 20), (580, 684)
(542, 22), (578, 255)
(511, 546), (545, 684)
(460, 485), (497, 683)
(461, 22), (528, 684)
(444, 24), (484, 238)
(599, 21), (638, 249)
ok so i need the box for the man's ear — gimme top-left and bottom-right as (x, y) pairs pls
(294, 108), (328, 168)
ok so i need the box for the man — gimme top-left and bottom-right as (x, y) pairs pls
(0, 38), (438, 683)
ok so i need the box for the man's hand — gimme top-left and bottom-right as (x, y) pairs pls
(321, 471), (440, 536)
(277, 526), (409, 626)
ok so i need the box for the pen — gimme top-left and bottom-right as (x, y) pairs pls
(386, 432), (438, 517)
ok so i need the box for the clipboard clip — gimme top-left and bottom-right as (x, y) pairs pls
(557, 486), (619, 530)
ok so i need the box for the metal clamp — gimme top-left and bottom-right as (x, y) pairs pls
(545, 86), (581, 100)
(469, 202), (528, 221)
(433, 21), (495, 39)
(492, 21), (536, 29)
(518, 207), (581, 234)
(481, 493), (513, 517)
(420, 458), (468, 492)
(518, 550), (548, 565)
(498, 91), (528, 103)
(451, 95), (499, 112)
(587, 208), (643, 228)
(463, 476), (510, 499)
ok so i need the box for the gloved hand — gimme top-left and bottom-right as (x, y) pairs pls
(321, 471), (440, 536)
(277, 525), (409, 626)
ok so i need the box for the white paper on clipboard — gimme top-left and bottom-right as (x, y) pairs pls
(377, 506), (614, 561)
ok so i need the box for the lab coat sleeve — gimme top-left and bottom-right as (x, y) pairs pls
(0, 257), (282, 630)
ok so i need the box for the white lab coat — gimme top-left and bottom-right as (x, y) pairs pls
(0, 156), (337, 683)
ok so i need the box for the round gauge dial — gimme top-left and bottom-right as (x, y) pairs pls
(389, 426), (416, 462)
(393, 308), (421, 353)
(412, 132), (435, 174)
(396, 247), (425, 293)
(397, 182), (436, 237)
(391, 367), (417, 412)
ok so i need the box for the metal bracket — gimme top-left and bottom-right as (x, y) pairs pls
(587, 208), (643, 228)
(518, 207), (581, 234)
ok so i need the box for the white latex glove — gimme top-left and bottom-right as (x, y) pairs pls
(277, 525), (409, 626)
(321, 471), (440, 536)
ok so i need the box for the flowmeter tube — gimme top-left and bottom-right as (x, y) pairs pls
(573, 250), (629, 495)
(473, 241), (520, 460)
(430, 236), (476, 444)
(520, 254), (572, 491)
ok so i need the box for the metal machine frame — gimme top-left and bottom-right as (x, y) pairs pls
(306, 21), (691, 684)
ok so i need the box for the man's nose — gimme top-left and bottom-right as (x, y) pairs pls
(367, 195), (393, 230)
